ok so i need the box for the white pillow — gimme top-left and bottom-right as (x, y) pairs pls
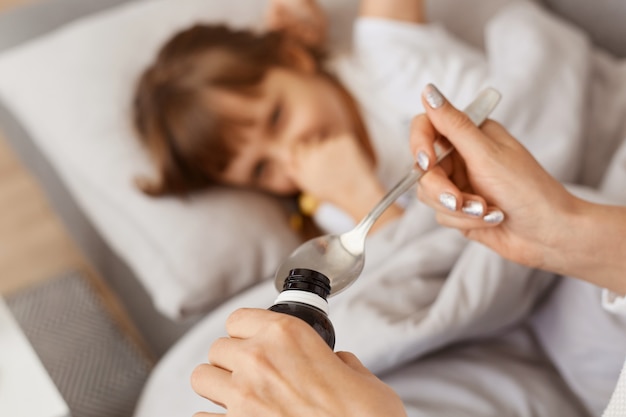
(0, 0), (307, 319)
(0, 0), (529, 319)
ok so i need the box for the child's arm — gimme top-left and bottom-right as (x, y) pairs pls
(359, 0), (426, 23)
(265, 0), (328, 49)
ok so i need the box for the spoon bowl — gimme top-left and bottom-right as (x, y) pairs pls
(275, 87), (502, 296)
(274, 233), (363, 295)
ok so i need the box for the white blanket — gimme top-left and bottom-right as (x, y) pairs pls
(134, 3), (626, 416)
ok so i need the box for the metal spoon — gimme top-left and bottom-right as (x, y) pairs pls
(274, 87), (502, 296)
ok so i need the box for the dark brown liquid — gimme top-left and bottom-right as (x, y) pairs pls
(270, 268), (335, 349)
(269, 301), (335, 349)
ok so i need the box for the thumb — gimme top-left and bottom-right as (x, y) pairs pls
(336, 351), (372, 376)
(420, 84), (497, 157)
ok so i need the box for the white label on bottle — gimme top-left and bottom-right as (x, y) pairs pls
(273, 290), (329, 315)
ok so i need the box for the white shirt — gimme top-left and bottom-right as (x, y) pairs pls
(602, 291), (626, 416)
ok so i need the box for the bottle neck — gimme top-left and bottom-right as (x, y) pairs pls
(273, 290), (329, 315)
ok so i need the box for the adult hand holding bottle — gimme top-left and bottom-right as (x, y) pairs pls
(190, 308), (407, 417)
(412, 84), (626, 295)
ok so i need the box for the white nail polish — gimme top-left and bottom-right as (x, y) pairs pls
(483, 210), (505, 224)
(462, 201), (484, 217)
(424, 84), (445, 109)
(439, 192), (457, 211)
(416, 151), (430, 171)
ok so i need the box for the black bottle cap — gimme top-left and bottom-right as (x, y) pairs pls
(282, 268), (331, 300)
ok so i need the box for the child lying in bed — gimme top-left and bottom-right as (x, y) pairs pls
(132, 0), (495, 237)
(132, 1), (604, 416)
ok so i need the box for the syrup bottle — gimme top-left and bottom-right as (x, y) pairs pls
(269, 268), (335, 349)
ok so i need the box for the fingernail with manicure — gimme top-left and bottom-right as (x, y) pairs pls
(416, 151), (430, 171)
(483, 210), (505, 224)
(462, 200), (484, 217)
(424, 83), (445, 109)
(439, 192), (457, 211)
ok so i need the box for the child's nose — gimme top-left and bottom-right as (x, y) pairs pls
(270, 129), (317, 164)
(268, 140), (296, 165)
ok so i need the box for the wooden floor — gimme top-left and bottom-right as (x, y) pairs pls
(0, 136), (90, 295)
(0, 0), (152, 358)
(0, 0), (83, 296)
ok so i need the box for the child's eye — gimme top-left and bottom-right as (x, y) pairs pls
(269, 102), (282, 128)
(252, 159), (269, 181)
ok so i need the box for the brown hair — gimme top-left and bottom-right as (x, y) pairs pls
(132, 24), (328, 197)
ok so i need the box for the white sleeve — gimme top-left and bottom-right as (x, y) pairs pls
(313, 202), (355, 234)
(602, 290), (626, 315)
(350, 18), (487, 105)
(353, 17), (465, 56)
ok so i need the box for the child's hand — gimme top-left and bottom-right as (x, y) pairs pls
(289, 133), (394, 224)
(265, 0), (327, 49)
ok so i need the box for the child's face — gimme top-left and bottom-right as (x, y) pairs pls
(212, 67), (358, 196)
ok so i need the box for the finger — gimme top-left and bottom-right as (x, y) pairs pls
(482, 207), (506, 225)
(190, 363), (233, 408)
(418, 165), (461, 211)
(225, 308), (290, 339)
(418, 166), (497, 219)
(459, 192), (488, 218)
(419, 181), (489, 219)
(420, 169), (487, 216)
(208, 337), (242, 372)
(409, 113), (438, 172)
(421, 84), (498, 158)
(435, 206), (505, 229)
(193, 412), (224, 417)
(336, 351), (372, 376)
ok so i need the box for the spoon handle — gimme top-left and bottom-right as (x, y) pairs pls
(351, 87), (502, 238)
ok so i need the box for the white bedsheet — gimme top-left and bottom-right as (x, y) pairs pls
(134, 3), (626, 416)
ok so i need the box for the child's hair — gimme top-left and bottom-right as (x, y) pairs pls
(133, 24), (327, 197)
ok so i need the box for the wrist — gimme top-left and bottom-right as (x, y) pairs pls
(540, 195), (588, 275)
(544, 197), (626, 294)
